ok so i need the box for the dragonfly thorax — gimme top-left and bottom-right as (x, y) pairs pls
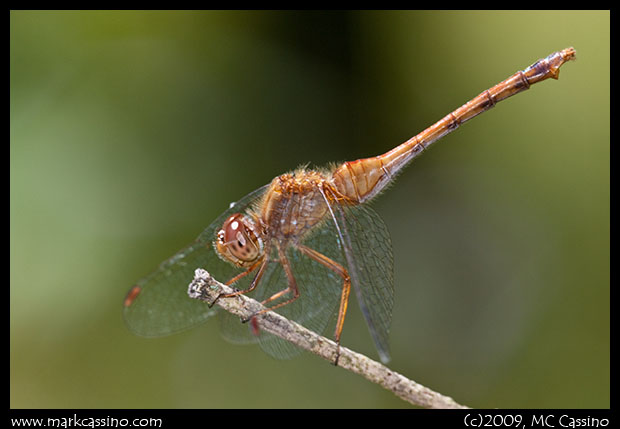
(215, 213), (265, 267)
(260, 170), (331, 241)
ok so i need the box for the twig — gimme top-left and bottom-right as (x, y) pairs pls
(188, 268), (469, 409)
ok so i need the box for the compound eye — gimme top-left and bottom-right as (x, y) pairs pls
(215, 214), (262, 266)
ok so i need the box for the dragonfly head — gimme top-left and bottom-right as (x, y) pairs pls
(215, 213), (264, 267)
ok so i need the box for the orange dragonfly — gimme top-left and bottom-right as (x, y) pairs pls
(124, 48), (575, 363)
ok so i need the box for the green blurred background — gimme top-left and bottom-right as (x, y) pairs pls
(10, 11), (609, 408)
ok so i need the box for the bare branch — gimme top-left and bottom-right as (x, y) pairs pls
(188, 268), (469, 409)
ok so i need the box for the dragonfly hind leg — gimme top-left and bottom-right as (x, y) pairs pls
(296, 243), (351, 366)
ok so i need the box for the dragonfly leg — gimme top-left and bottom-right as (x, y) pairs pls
(241, 243), (300, 323)
(296, 243), (351, 366)
(209, 258), (266, 308)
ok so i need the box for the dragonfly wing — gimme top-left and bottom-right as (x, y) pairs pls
(123, 185), (269, 337)
(124, 241), (218, 337)
(331, 201), (395, 363)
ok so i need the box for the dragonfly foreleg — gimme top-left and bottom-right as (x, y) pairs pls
(208, 258), (267, 308)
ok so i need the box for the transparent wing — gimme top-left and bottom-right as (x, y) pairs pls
(218, 217), (344, 359)
(123, 185), (269, 337)
(331, 201), (394, 363)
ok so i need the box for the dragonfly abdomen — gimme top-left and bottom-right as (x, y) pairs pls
(330, 47), (576, 204)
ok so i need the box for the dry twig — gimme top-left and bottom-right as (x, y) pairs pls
(187, 268), (469, 409)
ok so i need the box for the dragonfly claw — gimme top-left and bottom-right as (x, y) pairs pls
(333, 344), (341, 367)
(207, 293), (223, 308)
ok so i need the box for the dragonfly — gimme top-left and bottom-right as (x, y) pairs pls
(124, 48), (575, 364)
